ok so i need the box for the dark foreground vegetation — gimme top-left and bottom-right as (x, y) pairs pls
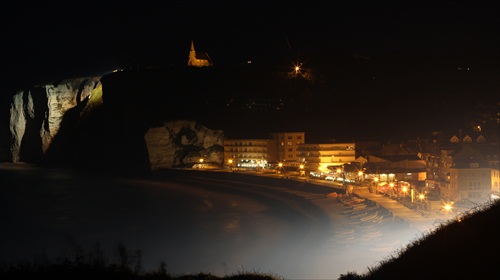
(2, 200), (499, 280)
(0, 239), (282, 280)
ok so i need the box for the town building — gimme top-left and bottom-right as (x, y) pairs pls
(223, 138), (270, 169)
(448, 144), (499, 203)
(268, 132), (305, 166)
(364, 154), (427, 182)
(297, 142), (356, 173)
(223, 132), (305, 170)
(423, 132), (499, 204)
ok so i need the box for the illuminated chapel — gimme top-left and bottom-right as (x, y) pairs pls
(187, 40), (213, 67)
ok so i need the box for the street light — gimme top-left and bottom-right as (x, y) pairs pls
(444, 204), (452, 211)
(228, 159), (233, 171)
(278, 162), (283, 174)
(299, 164), (305, 177)
(293, 62), (303, 76)
(335, 165), (347, 190)
(402, 186), (409, 203)
(443, 203), (453, 220)
(372, 177), (379, 193)
(389, 182), (395, 197)
(417, 193), (427, 213)
(418, 193), (425, 201)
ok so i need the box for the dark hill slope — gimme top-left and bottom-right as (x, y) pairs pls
(340, 199), (500, 279)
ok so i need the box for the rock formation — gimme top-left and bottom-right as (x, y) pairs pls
(6, 70), (225, 173)
(9, 77), (103, 163)
(145, 120), (224, 170)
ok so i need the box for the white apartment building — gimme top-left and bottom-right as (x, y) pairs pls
(298, 143), (356, 173)
(223, 138), (270, 169)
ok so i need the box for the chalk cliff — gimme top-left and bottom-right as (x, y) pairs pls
(6, 70), (225, 173)
(145, 120), (224, 170)
(9, 77), (103, 163)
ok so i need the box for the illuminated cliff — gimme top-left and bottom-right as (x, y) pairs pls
(6, 70), (224, 173)
(9, 77), (103, 163)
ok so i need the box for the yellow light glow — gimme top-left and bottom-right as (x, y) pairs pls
(419, 194), (425, 200)
(292, 62), (302, 74)
(402, 186), (408, 193)
(444, 204), (452, 211)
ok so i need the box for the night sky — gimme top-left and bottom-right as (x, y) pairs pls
(1, 1), (499, 141)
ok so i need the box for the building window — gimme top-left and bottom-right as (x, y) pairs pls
(470, 163), (479, 168)
(287, 142), (292, 146)
(288, 136), (293, 140)
(468, 182), (481, 191)
(281, 142), (285, 146)
(469, 192), (481, 198)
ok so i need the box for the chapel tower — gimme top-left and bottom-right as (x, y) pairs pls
(187, 40), (213, 67)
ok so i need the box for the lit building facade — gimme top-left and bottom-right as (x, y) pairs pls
(223, 138), (270, 169)
(297, 143), (356, 173)
(446, 144), (499, 203)
(449, 166), (498, 202)
(268, 132), (305, 166)
(420, 129), (500, 204)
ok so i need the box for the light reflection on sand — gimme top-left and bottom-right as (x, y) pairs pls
(0, 164), (422, 279)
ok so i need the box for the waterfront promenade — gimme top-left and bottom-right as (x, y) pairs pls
(247, 170), (452, 233)
(350, 186), (448, 232)
(294, 177), (446, 233)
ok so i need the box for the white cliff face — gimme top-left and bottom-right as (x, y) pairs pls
(145, 120), (224, 170)
(8, 75), (224, 171)
(9, 77), (103, 163)
(43, 78), (102, 153)
(9, 91), (28, 163)
(144, 126), (176, 169)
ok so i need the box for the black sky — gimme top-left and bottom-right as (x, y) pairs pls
(1, 1), (499, 141)
(2, 1), (499, 84)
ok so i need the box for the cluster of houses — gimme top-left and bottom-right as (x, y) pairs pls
(188, 39), (499, 206)
(221, 130), (499, 206)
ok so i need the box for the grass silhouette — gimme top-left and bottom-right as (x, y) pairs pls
(2, 200), (499, 280)
(0, 233), (282, 280)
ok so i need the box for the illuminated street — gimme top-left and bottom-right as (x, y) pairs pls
(0, 164), (429, 279)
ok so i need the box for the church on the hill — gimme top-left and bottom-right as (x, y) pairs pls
(187, 40), (213, 67)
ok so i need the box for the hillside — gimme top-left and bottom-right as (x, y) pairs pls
(339, 199), (500, 279)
